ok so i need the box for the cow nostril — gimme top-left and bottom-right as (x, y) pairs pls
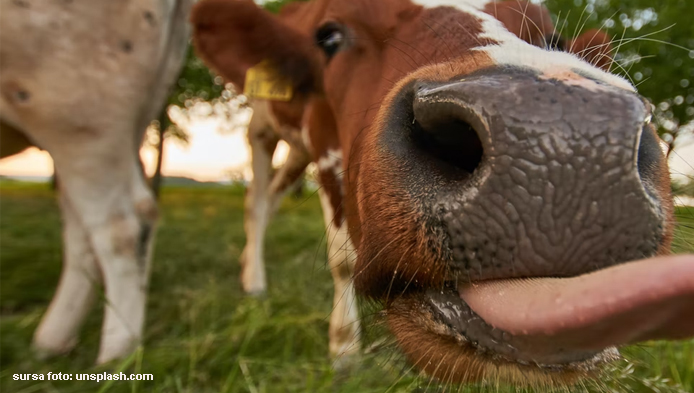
(412, 81), (487, 175)
(412, 117), (483, 174)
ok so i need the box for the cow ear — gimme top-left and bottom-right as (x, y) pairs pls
(191, 0), (321, 94)
(567, 29), (613, 71)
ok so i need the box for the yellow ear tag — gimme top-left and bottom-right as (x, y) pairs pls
(243, 60), (293, 101)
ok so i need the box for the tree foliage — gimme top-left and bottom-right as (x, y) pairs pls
(169, 48), (224, 108)
(672, 178), (694, 197)
(541, 0), (694, 153)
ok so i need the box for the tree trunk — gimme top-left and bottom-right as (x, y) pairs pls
(151, 110), (170, 199)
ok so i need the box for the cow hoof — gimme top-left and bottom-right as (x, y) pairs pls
(240, 272), (267, 295)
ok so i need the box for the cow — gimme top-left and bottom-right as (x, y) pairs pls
(192, 0), (694, 386)
(201, 1), (362, 361)
(0, 0), (192, 364)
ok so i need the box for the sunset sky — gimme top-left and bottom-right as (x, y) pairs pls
(0, 106), (290, 183)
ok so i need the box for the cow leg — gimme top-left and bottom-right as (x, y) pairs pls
(95, 190), (157, 364)
(267, 143), (311, 209)
(23, 131), (156, 363)
(241, 128), (311, 294)
(55, 155), (157, 365)
(240, 115), (279, 295)
(317, 157), (361, 365)
(325, 215), (360, 365)
(33, 194), (101, 357)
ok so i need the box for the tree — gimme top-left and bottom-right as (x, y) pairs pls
(146, 108), (190, 197)
(147, 47), (229, 197)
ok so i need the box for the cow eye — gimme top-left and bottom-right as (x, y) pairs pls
(315, 22), (346, 58)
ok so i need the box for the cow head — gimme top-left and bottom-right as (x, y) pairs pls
(192, 0), (694, 386)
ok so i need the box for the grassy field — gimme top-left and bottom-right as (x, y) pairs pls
(1, 181), (693, 393)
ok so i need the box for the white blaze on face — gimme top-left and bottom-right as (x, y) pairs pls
(411, 0), (635, 92)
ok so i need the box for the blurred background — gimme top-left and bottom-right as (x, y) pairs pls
(1, 0), (693, 392)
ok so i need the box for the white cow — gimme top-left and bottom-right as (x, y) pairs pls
(0, 0), (192, 363)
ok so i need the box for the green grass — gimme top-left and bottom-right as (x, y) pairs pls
(1, 182), (693, 393)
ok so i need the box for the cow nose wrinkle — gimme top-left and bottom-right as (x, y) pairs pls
(412, 82), (486, 174)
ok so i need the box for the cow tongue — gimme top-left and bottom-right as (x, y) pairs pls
(458, 254), (694, 353)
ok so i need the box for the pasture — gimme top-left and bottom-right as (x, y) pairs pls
(1, 181), (693, 393)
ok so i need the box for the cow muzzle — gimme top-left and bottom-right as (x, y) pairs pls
(409, 69), (668, 279)
(356, 68), (694, 379)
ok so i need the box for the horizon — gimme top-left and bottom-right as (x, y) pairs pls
(1, 107), (693, 193)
